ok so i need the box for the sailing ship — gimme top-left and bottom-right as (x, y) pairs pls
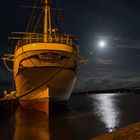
(3, 0), (80, 115)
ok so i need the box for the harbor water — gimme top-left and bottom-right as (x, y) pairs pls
(0, 93), (140, 140)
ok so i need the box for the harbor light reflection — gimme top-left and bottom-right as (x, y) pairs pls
(92, 94), (120, 132)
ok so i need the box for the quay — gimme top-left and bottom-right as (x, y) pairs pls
(0, 90), (19, 112)
(92, 121), (140, 140)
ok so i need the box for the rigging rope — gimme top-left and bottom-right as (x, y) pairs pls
(56, 0), (69, 34)
(57, 17), (63, 33)
(3, 59), (14, 72)
(26, 0), (39, 32)
(17, 49), (75, 100)
(33, 9), (43, 32)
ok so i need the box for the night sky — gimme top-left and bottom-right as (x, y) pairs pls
(1, 0), (140, 93)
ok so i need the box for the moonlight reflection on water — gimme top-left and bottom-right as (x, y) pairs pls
(92, 94), (120, 132)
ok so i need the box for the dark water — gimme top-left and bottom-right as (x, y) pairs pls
(1, 93), (140, 140)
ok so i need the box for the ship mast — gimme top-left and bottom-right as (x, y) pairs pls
(43, 0), (51, 42)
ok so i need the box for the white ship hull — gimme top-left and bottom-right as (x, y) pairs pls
(14, 43), (79, 114)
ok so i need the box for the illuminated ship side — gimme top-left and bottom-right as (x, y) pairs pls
(13, 0), (80, 115)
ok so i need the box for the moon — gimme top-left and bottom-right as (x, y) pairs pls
(98, 40), (106, 48)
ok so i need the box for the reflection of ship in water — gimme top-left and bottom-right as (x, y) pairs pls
(3, 0), (80, 116)
(13, 107), (50, 140)
(13, 107), (75, 140)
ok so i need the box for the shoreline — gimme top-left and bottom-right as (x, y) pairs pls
(92, 121), (140, 140)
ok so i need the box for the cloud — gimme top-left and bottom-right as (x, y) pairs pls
(115, 38), (140, 49)
(96, 58), (113, 65)
(74, 64), (140, 93)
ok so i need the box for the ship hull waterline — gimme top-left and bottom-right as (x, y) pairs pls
(16, 67), (76, 115)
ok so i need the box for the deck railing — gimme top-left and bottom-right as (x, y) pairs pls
(16, 33), (79, 51)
